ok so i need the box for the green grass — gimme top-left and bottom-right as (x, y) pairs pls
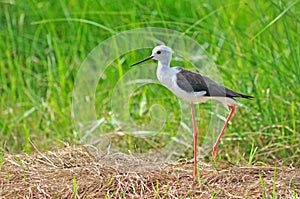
(0, 141), (6, 168)
(292, 176), (297, 199)
(248, 143), (258, 165)
(259, 172), (266, 199)
(155, 179), (159, 198)
(0, 0), (299, 167)
(272, 167), (277, 198)
(73, 175), (77, 198)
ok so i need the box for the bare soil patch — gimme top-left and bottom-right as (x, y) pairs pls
(0, 146), (299, 198)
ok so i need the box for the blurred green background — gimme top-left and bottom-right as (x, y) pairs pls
(0, 0), (299, 166)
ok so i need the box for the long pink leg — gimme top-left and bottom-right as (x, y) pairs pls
(190, 103), (198, 178)
(212, 105), (236, 160)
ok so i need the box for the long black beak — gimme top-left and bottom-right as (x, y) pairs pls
(130, 55), (154, 67)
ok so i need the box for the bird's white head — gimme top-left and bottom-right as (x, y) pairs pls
(151, 45), (172, 62)
(130, 45), (172, 67)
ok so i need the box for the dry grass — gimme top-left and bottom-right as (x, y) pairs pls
(0, 146), (299, 198)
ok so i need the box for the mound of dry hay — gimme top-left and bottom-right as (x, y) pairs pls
(0, 146), (299, 198)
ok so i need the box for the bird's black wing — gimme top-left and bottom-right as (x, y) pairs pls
(176, 67), (209, 93)
(176, 67), (253, 99)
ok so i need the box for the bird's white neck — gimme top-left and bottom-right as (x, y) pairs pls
(157, 59), (171, 70)
(157, 61), (171, 79)
(156, 59), (175, 89)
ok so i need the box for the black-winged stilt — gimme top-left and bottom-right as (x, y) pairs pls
(131, 45), (253, 177)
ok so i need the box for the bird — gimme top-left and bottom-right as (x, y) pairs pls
(130, 45), (253, 177)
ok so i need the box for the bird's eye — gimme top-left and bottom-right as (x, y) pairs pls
(157, 51), (161, 54)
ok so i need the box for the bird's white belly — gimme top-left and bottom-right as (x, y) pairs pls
(168, 83), (238, 106)
(169, 81), (208, 103)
